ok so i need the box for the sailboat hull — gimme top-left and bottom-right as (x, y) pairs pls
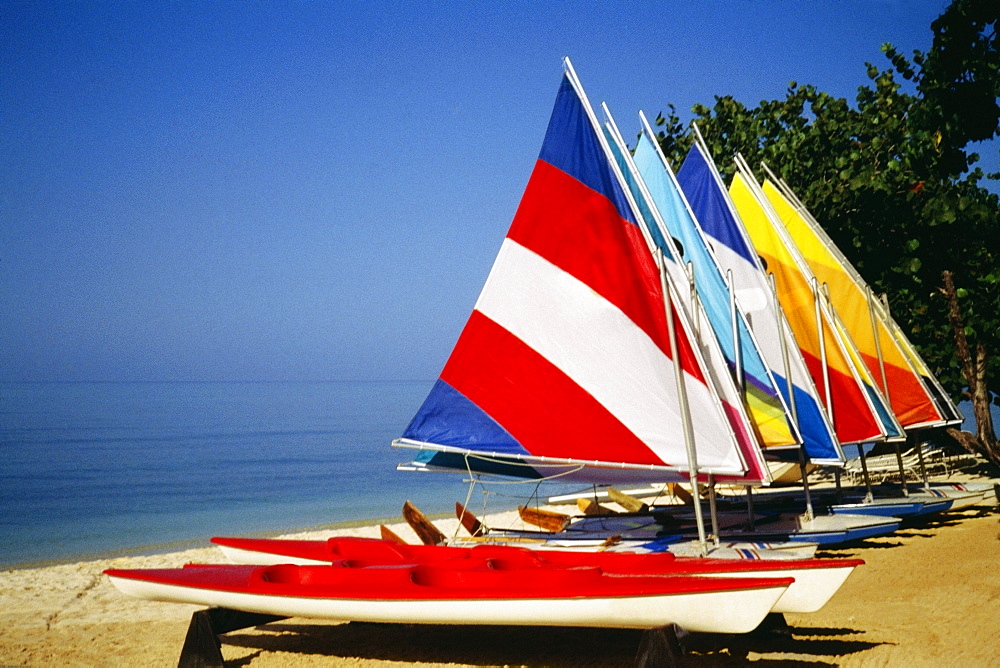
(542, 509), (900, 546)
(719, 486), (980, 517)
(827, 499), (934, 517)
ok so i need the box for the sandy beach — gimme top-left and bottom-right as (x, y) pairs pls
(2, 479), (998, 667)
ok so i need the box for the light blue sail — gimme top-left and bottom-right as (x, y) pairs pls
(610, 124), (800, 453)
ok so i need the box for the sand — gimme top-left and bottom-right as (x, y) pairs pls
(2, 483), (998, 667)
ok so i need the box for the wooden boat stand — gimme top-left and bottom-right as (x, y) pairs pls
(177, 607), (286, 668)
(176, 605), (738, 667)
(635, 624), (686, 667)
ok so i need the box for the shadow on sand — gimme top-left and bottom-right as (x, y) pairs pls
(216, 617), (883, 667)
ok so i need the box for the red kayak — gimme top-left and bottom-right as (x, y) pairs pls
(211, 536), (863, 613)
(105, 558), (792, 634)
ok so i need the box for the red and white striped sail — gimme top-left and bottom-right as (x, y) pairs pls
(396, 62), (767, 484)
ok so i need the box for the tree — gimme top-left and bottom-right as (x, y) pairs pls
(653, 0), (1000, 462)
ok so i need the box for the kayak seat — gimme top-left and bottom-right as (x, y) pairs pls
(410, 564), (604, 590)
(256, 563), (417, 588)
(326, 537), (412, 560)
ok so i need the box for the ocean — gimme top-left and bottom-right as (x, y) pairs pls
(4, 382), (992, 569)
(0, 381), (532, 568)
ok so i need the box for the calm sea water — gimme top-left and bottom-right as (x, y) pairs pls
(0, 381), (505, 567)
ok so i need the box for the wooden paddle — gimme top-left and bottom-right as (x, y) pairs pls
(607, 487), (649, 513)
(402, 500), (446, 546)
(455, 502), (485, 537)
(379, 524), (408, 545)
(577, 497), (613, 515)
(668, 483), (694, 504)
(517, 505), (570, 532)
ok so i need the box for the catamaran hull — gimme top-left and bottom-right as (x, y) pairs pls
(904, 484), (994, 508)
(541, 511), (900, 546)
(105, 566), (790, 634)
(746, 513), (901, 544)
(827, 499), (935, 518)
(722, 487), (977, 516)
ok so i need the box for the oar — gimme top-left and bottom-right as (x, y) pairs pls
(607, 487), (649, 513)
(379, 524), (408, 545)
(402, 500), (446, 546)
(667, 483), (694, 505)
(518, 505), (571, 532)
(455, 502), (485, 537)
(577, 497), (614, 516)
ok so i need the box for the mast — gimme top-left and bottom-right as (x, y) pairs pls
(658, 248), (708, 552)
(771, 272), (814, 520)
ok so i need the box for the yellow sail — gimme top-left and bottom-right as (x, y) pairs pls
(761, 180), (945, 429)
(729, 172), (887, 444)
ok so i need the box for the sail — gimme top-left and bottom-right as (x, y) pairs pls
(728, 169), (893, 444)
(395, 65), (765, 484)
(674, 142), (844, 463)
(615, 120), (799, 454)
(883, 312), (964, 424)
(761, 178), (951, 430)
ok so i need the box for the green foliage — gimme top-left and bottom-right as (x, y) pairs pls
(653, 0), (1000, 408)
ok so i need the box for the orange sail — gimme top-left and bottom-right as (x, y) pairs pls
(729, 171), (888, 444)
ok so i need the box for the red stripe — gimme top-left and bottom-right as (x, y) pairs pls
(860, 352), (942, 427)
(440, 312), (671, 466)
(801, 350), (883, 443)
(507, 160), (705, 385)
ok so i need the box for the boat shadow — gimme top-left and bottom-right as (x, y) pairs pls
(218, 618), (882, 666)
(684, 621), (882, 665)
(817, 506), (998, 557)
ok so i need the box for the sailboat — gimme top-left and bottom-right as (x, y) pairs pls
(393, 70), (768, 490)
(389, 59), (793, 553)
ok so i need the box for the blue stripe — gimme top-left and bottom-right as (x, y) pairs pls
(774, 375), (843, 461)
(676, 145), (757, 265)
(537, 76), (637, 226)
(402, 380), (528, 455)
(865, 383), (904, 439)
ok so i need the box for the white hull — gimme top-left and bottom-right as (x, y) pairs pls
(915, 483), (996, 507)
(106, 573), (788, 634)
(700, 564), (856, 613)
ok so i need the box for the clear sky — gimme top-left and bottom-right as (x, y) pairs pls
(4, 0), (985, 382)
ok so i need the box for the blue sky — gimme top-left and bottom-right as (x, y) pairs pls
(3, 0), (985, 382)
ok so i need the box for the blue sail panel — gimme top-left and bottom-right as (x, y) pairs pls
(402, 380), (528, 455)
(539, 78), (637, 227)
